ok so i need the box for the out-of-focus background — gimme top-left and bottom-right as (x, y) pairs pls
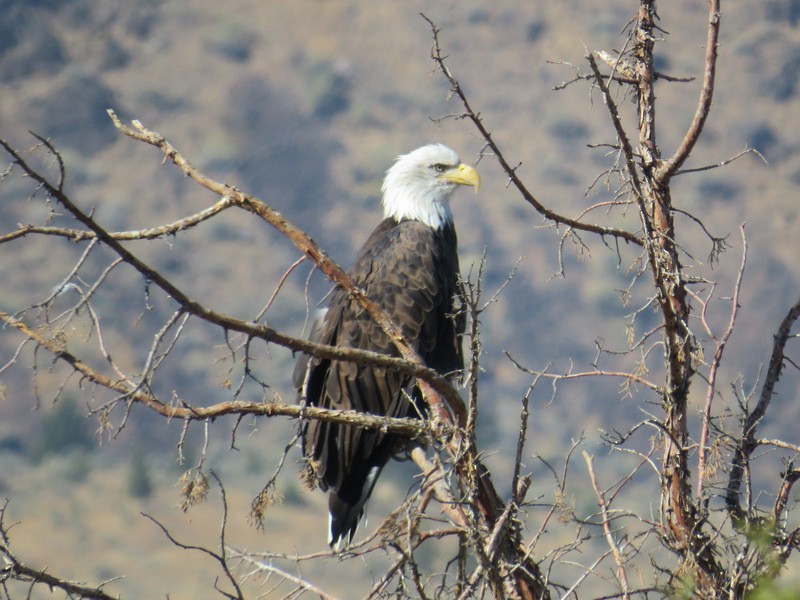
(1, 1), (799, 597)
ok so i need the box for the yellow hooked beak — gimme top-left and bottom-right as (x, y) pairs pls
(439, 163), (480, 192)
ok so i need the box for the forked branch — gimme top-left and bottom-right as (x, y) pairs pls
(726, 294), (800, 521)
(656, 0), (721, 182)
(421, 13), (643, 248)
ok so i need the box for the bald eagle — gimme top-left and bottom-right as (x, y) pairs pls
(294, 144), (480, 548)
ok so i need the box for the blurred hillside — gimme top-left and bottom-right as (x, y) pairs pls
(1, 0), (799, 597)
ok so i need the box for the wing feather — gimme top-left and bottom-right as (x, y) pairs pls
(295, 217), (463, 545)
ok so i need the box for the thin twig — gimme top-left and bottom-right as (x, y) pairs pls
(726, 293), (800, 520)
(697, 225), (746, 499)
(142, 473), (244, 599)
(0, 195), (234, 245)
(656, 0), (721, 182)
(583, 451), (631, 600)
(421, 13), (642, 248)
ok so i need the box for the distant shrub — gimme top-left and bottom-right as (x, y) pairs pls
(210, 219), (248, 243)
(467, 9), (490, 25)
(654, 52), (672, 73)
(127, 452), (153, 499)
(744, 122), (779, 159)
(30, 398), (94, 463)
(764, 0), (800, 27)
(207, 34), (255, 63)
(245, 450), (263, 475)
(526, 20), (547, 43)
(63, 451), (91, 483)
(123, 3), (159, 39)
(204, 17), (256, 63)
(28, 71), (119, 155)
(768, 46), (800, 102)
(95, 37), (130, 71)
(548, 118), (589, 142)
(281, 478), (307, 507)
(697, 178), (740, 203)
(0, 435), (24, 455)
(307, 61), (352, 119)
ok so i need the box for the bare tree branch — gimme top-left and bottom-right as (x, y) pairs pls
(142, 475), (245, 599)
(656, 0), (721, 182)
(697, 225), (747, 499)
(232, 552), (339, 600)
(726, 294), (800, 521)
(0, 195), (234, 245)
(1, 124), (551, 598)
(421, 12), (643, 248)
(0, 308), (443, 437)
(583, 451), (631, 600)
(0, 132), (465, 416)
(0, 502), (122, 600)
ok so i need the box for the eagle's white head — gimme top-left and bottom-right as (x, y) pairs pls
(381, 143), (480, 230)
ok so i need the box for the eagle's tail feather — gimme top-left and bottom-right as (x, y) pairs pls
(328, 465), (381, 550)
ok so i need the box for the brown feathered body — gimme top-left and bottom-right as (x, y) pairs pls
(294, 218), (464, 546)
(293, 144), (478, 548)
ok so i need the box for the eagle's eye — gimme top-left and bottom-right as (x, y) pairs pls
(431, 163), (448, 173)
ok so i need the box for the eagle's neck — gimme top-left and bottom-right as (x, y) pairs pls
(381, 185), (453, 230)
